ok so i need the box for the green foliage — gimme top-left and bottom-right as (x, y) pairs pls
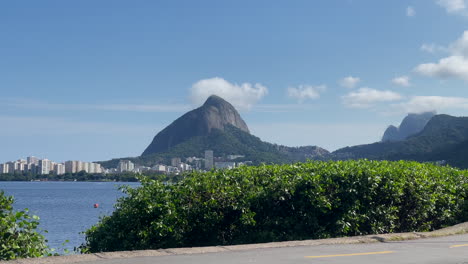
(83, 160), (468, 253)
(0, 191), (49, 260)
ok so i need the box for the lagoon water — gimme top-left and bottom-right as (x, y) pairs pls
(0, 181), (140, 253)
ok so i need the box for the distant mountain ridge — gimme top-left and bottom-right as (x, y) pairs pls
(333, 114), (468, 168)
(382, 112), (435, 142)
(98, 95), (468, 170)
(102, 95), (328, 168)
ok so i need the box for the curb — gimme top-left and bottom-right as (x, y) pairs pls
(3, 222), (468, 264)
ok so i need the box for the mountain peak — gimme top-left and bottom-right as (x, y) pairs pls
(203, 95), (227, 107)
(142, 95), (249, 156)
(382, 112), (435, 142)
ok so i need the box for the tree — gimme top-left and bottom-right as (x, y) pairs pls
(0, 191), (49, 260)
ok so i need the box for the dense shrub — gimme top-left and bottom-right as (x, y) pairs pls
(83, 160), (468, 252)
(0, 191), (49, 260)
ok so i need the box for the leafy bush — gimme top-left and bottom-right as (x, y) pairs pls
(83, 160), (468, 252)
(0, 191), (49, 260)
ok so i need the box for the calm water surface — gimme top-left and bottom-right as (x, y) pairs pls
(0, 181), (140, 253)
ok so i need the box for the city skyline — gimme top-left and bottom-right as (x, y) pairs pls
(0, 155), (103, 175)
(2, 1), (468, 162)
(0, 148), (244, 176)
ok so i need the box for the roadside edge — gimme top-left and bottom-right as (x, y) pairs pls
(3, 222), (468, 264)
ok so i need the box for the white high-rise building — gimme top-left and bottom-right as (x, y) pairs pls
(171, 157), (182, 167)
(54, 163), (65, 175)
(205, 150), (214, 170)
(83, 162), (90, 173)
(49, 162), (57, 174)
(65, 161), (78, 173)
(94, 163), (102, 173)
(12, 160), (27, 173)
(88, 163), (95, 173)
(6, 162), (16, 174)
(152, 165), (166, 173)
(76, 161), (83, 172)
(215, 162), (236, 170)
(27, 156), (39, 165)
(0, 163), (9, 174)
(118, 160), (135, 172)
(38, 159), (51, 175)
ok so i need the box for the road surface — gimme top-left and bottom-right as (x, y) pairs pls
(78, 234), (468, 264)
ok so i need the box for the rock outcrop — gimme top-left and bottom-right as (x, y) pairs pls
(142, 95), (250, 156)
(382, 112), (435, 142)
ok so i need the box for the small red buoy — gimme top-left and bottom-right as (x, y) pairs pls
(94, 203), (99, 208)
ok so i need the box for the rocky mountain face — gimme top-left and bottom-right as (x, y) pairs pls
(382, 112), (435, 142)
(142, 95), (250, 156)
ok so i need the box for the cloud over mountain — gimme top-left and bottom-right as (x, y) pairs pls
(190, 77), (268, 111)
(394, 96), (468, 113)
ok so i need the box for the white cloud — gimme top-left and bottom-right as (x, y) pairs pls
(415, 31), (468, 81)
(420, 43), (448, 54)
(406, 6), (416, 17)
(190, 77), (268, 110)
(436, 0), (467, 14)
(415, 55), (468, 80)
(339, 76), (361, 89)
(394, 96), (468, 113)
(342, 88), (403, 108)
(450, 30), (468, 56)
(287, 85), (326, 102)
(392, 76), (411, 87)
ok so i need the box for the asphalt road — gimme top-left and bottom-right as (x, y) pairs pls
(79, 234), (468, 264)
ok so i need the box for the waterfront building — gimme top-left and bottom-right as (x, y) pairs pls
(177, 163), (192, 172)
(171, 157), (182, 167)
(65, 160), (83, 173)
(151, 164), (166, 173)
(94, 163), (102, 173)
(227, 155), (245, 160)
(12, 160), (27, 173)
(76, 161), (84, 172)
(215, 162), (236, 170)
(204, 150), (214, 170)
(118, 160), (135, 172)
(38, 159), (52, 175)
(83, 162), (90, 173)
(0, 163), (9, 174)
(27, 156), (39, 165)
(65, 160), (76, 173)
(55, 163), (65, 175)
(6, 162), (16, 174)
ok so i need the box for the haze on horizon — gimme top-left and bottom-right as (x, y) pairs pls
(2, 0), (468, 163)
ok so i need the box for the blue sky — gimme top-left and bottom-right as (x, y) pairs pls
(2, 0), (468, 163)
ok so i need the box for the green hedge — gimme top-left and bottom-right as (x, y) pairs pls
(0, 191), (49, 260)
(83, 160), (468, 252)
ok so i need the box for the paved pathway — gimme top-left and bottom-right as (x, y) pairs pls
(78, 234), (468, 264)
(4, 223), (468, 264)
